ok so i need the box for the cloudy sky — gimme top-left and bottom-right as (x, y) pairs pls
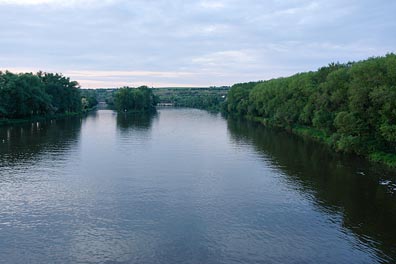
(0, 0), (395, 88)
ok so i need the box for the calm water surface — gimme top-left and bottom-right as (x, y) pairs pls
(0, 109), (396, 264)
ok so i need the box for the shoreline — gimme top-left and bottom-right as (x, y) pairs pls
(0, 107), (97, 127)
(241, 114), (396, 169)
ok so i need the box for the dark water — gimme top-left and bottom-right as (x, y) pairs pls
(0, 109), (395, 264)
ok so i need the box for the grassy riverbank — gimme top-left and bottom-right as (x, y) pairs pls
(246, 115), (396, 168)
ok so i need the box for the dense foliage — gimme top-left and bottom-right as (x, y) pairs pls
(225, 54), (396, 166)
(114, 86), (158, 112)
(0, 71), (83, 119)
(90, 88), (116, 107)
(154, 87), (229, 111)
(90, 87), (229, 112)
(80, 89), (99, 110)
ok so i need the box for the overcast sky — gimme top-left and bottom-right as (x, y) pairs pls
(0, 0), (395, 88)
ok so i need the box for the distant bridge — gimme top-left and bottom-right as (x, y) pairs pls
(98, 101), (108, 109)
(157, 102), (175, 107)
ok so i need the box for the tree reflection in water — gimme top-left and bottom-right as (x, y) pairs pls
(227, 117), (396, 262)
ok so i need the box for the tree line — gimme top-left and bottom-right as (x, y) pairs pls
(0, 71), (88, 119)
(113, 86), (158, 112)
(224, 54), (396, 167)
(153, 87), (229, 111)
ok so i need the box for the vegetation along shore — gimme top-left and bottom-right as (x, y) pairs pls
(224, 54), (396, 167)
(0, 71), (98, 126)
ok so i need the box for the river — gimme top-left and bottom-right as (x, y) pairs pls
(0, 109), (395, 263)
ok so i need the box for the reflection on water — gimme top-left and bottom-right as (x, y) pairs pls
(0, 117), (82, 181)
(116, 111), (157, 150)
(227, 117), (396, 262)
(116, 111), (157, 131)
(0, 109), (395, 264)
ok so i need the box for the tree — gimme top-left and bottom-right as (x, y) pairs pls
(114, 86), (157, 112)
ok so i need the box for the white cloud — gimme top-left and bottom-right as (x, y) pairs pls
(199, 0), (225, 9)
(192, 50), (256, 66)
(66, 70), (196, 79)
(0, 0), (395, 87)
(0, 0), (54, 4)
(0, 0), (116, 7)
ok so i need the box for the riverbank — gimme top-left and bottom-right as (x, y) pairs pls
(225, 54), (396, 169)
(247, 115), (396, 168)
(0, 107), (97, 127)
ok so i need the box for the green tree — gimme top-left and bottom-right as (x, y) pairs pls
(224, 53), (396, 165)
(114, 86), (157, 112)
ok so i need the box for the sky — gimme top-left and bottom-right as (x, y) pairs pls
(0, 0), (395, 88)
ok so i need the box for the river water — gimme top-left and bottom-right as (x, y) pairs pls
(0, 109), (395, 264)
